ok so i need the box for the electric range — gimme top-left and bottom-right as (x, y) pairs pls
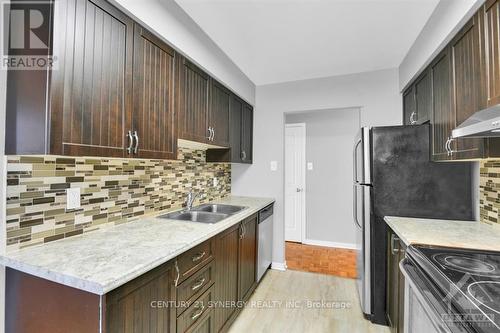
(406, 245), (500, 332)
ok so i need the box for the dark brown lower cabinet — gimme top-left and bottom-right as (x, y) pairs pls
(386, 229), (406, 333)
(106, 261), (177, 333)
(214, 224), (241, 332)
(5, 215), (261, 333)
(238, 215), (257, 301)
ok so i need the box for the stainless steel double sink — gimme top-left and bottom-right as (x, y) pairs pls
(159, 204), (246, 224)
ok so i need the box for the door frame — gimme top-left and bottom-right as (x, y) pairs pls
(284, 123), (306, 243)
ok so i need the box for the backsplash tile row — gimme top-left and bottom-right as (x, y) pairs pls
(5, 148), (230, 251)
(480, 160), (500, 224)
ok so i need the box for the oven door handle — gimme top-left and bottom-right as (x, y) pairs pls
(399, 259), (470, 333)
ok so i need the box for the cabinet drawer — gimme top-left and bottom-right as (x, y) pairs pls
(177, 239), (214, 283)
(177, 287), (213, 333)
(177, 260), (215, 316)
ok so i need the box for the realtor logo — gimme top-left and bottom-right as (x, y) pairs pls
(1, 0), (56, 70)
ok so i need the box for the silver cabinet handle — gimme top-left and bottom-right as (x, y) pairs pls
(207, 127), (211, 140)
(209, 127), (214, 141)
(390, 233), (400, 255)
(192, 251), (206, 262)
(410, 111), (417, 125)
(242, 223), (246, 238)
(132, 131), (139, 154)
(445, 137), (455, 156)
(191, 277), (206, 291)
(126, 130), (134, 154)
(241, 150), (247, 161)
(174, 260), (180, 287)
(239, 225), (243, 239)
(211, 127), (215, 141)
(190, 304), (205, 320)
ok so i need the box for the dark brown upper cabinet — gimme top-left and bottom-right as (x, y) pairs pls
(407, 3), (500, 161)
(402, 70), (431, 126)
(449, 15), (485, 159)
(402, 87), (416, 125)
(484, 0), (500, 107)
(209, 80), (231, 147)
(132, 24), (177, 160)
(414, 70), (432, 124)
(178, 59), (211, 143)
(241, 103), (254, 163)
(6, 0), (134, 157)
(50, 0), (134, 158)
(430, 47), (455, 161)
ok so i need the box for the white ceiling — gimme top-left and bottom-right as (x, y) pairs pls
(174, 0), (440, 85)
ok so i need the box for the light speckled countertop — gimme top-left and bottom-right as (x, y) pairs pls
(0, 196), (274, 295)
(385, 216), (500, 251)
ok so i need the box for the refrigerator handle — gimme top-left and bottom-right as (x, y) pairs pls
(352, 185), (362, 229)
(353, 137), (362, 183)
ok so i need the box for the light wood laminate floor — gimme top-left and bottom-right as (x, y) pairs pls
(228, 270), (389, 333)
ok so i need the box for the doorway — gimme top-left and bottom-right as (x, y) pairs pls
(284, 108), (360, 277)
(284, 123), (306, 243)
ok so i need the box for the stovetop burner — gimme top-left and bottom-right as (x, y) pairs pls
(468, 281), (500, 315)
(433, 253), (498, 276)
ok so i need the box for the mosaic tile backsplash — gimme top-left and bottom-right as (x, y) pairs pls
(6, 148), (230, 251)
(480, 160), (500, 224)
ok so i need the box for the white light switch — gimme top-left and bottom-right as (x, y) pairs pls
(307, 162), (313, 171)
(66, 187), (81, 210)
(270, 161), (278, 171)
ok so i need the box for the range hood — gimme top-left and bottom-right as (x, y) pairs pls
(452, 104), (500, 138)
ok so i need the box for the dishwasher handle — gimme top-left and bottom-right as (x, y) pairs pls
(259, 204), (274, 223)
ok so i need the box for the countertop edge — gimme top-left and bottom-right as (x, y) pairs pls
(384, 216), (411, 246)
(0, 197), (275, 295)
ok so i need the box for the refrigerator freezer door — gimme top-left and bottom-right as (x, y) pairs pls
(354, 183), (371, 316)
(354, 127), (372, 184)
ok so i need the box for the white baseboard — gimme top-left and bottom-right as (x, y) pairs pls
(302, 239), (357, 250)
(271, 261), (287, 271)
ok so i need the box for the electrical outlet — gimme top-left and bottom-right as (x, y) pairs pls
(66, 187), (81, 210)
(270, 161), (278, 171)
(307, 162), (314, 171)
(213, 177), (218, 187)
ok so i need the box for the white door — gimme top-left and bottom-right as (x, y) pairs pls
(284, 123), (306, 242)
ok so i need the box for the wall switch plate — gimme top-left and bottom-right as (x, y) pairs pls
(66, 187), (81, 210)
(270, 161), (278, 171)
(307, 162), (313, 171)
(213, 177), (218, 187)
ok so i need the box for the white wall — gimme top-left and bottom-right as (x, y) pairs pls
(285, 109), (360, 248)
(399, 0), (484, 90)
(231, 68), (401, 265)
(109, 0), (255, 105)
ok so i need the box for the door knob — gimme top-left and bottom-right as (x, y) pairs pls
(296, 188), (303, 192)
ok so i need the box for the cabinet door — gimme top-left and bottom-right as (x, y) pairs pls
(50, 0), (133, 157)
(397, 242), (406, 333)
(132, 25), (177, 159)
(229, 96), (243, 162)
(386, 231), (399, 332)
(431, 48), (455, 161)
(240, 103), (253, 163)
(214, 224), (240, 332)
(106, 261), (176, 333)
(209, 80), (231, 147)
(450, 16), (485, 159)
(178, 59), (210, 143)
(402, 87), (416, 125)
(239, 215), (257, 301)
(414, 70), (432, 124)
(484, 0), (500, 106)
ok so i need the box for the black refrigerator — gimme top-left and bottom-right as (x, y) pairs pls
(353, 124), (473, 324)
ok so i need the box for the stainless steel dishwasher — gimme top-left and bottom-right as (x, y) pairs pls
(257, 203), (273, 281)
